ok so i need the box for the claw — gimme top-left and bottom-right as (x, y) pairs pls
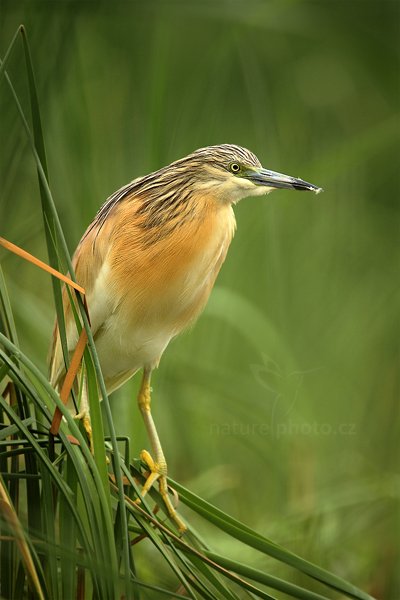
(74, 411), (94, 453)
(134, 449), (186, 532)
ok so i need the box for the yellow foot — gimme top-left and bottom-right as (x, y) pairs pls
(74, 411), (93, 453)
(135, 450), (186, 533)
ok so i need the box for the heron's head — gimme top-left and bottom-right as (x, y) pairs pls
(181, 144), (322, 203)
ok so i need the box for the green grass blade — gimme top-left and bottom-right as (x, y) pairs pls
(118, 490), (197, 599)
(83, 347), (110, 507)
(0, 264), (19, 346)
(20, 27), (71, 376)
(0, 418), (34, 441)
(170, 479), (373, 600)
(40, 466), (60, 600)
(174, 551), (242, 600)
(59, 455), (78, 599)
(0, 26), (20, 81)
(205, 552), (329, 600)
(184, 553), (242, 600)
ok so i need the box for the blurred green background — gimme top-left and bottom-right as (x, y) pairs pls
(1, 1), (398, 597)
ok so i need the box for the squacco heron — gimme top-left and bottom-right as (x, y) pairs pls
(49, 144), (321, 531)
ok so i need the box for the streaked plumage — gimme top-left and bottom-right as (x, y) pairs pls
(49, 143), (322, 530)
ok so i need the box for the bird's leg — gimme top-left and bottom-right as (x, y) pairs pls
(74, 369), (93, 452)
(136, 367), (186, 532)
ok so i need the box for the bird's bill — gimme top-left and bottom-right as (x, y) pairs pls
(244, 167), (323, 193)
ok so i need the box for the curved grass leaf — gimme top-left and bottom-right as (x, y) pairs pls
(204, 552), (329, 600)
(170, 479), (374, 600)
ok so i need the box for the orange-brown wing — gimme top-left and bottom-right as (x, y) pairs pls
(48, 174), (149, 390)
(48, 173), (149, 389)
(48, 215), (115, 389)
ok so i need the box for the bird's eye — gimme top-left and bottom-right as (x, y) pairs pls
(230, 163), (240, 174)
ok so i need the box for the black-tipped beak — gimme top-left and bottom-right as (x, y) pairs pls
(245, 167), (323, 194)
